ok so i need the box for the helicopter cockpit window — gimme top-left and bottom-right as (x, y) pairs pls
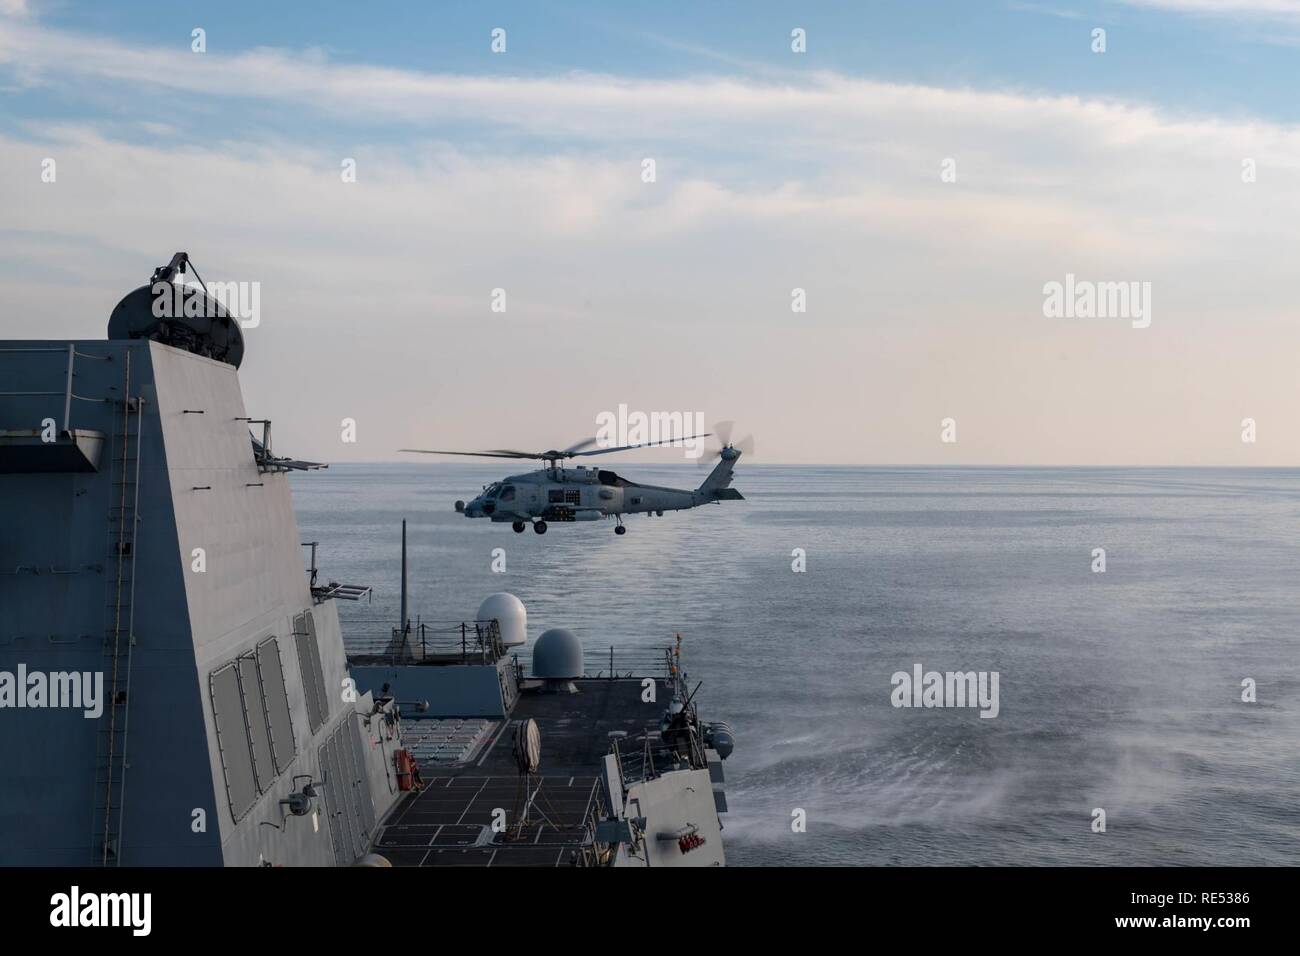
(499, 485), (516, 502)
(483, 482), (502, 499)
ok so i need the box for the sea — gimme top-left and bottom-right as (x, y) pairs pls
(291, 463), (1300, 866)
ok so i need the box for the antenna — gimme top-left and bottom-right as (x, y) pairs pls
(399, 520), (409, 638)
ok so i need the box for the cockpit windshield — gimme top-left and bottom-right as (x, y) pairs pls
(483, 482), (503, 499)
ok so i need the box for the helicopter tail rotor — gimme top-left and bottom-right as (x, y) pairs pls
(698, 421), (755, 467)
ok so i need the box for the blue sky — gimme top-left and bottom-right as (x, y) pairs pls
(17, 0), (1300, 125)
(2, 1), (1298, 464)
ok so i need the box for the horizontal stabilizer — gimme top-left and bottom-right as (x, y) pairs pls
(713, 488), (744, 500)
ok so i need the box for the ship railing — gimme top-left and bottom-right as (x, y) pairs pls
(0, 345), (114, 433)
(343, 618), (505, 666)
(509, 645), (674, 680)
(570, 646), (673, 679)
(574, 777), (613, 867)
(609, 724), (707, 789)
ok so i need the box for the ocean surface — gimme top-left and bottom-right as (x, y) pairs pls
(291, 464), (1300, 866)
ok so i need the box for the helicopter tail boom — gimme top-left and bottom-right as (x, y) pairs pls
(697, 449), (743, 501)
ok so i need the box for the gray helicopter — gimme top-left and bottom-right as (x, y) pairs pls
(399, 425), (753, 534)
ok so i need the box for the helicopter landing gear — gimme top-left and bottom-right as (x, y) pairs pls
(512, 521), (526, 533)
(533, 520), (548, 535)
(614, 516), (626, 535)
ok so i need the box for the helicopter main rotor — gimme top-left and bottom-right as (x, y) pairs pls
(399, 432), (712, 468)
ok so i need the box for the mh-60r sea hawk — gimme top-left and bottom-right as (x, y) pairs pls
(399, 425), (752, 535)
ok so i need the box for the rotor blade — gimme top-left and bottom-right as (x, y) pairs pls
(569, 433), (712, 457)
(697, 432), (755, 465)
(563, 436), (600, 454)
(713, 420), (735, 446)
(398, 448), (539, 459)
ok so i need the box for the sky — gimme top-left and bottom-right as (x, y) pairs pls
(1, 0), (1298, 465)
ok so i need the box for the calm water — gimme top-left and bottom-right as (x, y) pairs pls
(291, 464), (1300, 866)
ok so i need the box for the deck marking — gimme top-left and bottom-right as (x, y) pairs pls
(477, 720), (512, 766)
(455, 778), (490, 825)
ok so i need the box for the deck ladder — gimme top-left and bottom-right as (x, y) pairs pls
(91, 350), (145, 865)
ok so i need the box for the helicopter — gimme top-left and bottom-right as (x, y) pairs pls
(399, 424), (753, 534)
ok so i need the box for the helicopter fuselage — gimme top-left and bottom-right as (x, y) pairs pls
(455, 450), (743, 532)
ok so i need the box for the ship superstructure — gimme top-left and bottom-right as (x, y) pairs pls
(0, 254), (732, 867)
(350, 597), (733, 867)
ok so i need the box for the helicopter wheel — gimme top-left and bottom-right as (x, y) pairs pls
(614, 525), (626, 535)
(533, 521), (548, 535)
(512, 521), (526, 533)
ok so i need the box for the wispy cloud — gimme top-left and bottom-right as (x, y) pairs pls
(1006, 2), (1085, 20)
(1118, 0), (1300, 16)
(1, 13), (1298, 464)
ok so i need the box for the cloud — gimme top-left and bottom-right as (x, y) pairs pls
(1119, 0), (1300, 16)
(0, 15), (1292, 155)
(1, 17), (1299, 464)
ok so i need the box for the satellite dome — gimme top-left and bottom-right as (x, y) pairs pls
(108, 254), (246, 368)
(532, 628), (583, 680)
(478, 592), (526, 647)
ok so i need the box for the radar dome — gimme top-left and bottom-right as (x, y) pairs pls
(532, 628), (583, 679)
(478, 592), (526, 647)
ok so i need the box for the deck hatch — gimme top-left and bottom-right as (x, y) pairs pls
(294, 611), (329, 733)
(318, 734), (347, 866)
(348, 716), (377, 841)
(319, 730), (358, 864)
(316, 716), (376, 864)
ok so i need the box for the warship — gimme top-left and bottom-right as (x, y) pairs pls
(0, 254), (733, 867)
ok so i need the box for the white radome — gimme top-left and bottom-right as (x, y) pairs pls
(478, 592), (527, 647)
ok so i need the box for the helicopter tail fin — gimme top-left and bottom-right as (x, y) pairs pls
(698, 450), (744, 500)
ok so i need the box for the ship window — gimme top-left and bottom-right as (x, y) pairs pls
(257, 638), (296, 773)
(210, 663), (258, 822)
(499, 485), (515, 502)
(294, 611), (329, 733)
